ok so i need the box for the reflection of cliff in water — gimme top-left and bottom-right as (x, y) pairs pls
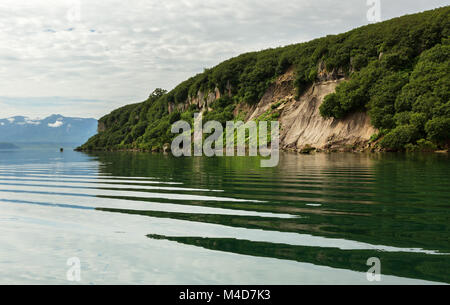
(147, 234), (450, 284)
(91, 152), (450, 255)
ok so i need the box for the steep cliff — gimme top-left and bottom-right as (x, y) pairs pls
(242, 68), (377, 151)
(183, 68), (377, 152)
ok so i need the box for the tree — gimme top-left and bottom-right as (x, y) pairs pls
(425, 117), (450, 146)
(149, 88), (167, 100)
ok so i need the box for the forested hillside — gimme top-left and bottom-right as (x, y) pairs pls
(78, 7), (449, 152)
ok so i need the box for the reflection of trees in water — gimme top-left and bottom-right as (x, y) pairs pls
(147, 234), (450, 284)
(98, 205), (450, 255)
(87, 151), (450, 282)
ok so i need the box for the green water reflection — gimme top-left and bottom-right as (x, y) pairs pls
(86, 151), (449, 283)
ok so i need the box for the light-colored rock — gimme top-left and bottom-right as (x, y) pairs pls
(278, 80), (376, 151)
(246, 69), (377, 151)
(178, 67), (377, 151)
(163, 143), (171, 153)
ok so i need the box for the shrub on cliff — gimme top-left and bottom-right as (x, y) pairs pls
(426, 117), (450, 146)
(380, 125), (419, 150)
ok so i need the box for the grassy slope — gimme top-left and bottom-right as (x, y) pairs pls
(78, 6), (449, 152)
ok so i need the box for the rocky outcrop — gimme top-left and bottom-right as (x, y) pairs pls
(278, 80), (376, 151)
(168, 87), (224, 114)
(98, 121), (106, 133)
(245, 68), (377, 152)
(174, 67), (377, 152)
(317, 60), (345, 82)
(188, 87), (222, 109)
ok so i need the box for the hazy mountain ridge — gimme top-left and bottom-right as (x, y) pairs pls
(0, 143), (19, 149)
(0, 114), (98, 146)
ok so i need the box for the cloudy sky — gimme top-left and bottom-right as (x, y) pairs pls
(0, 0), (447, 119)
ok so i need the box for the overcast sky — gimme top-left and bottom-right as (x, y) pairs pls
(0, 0), (448, 119)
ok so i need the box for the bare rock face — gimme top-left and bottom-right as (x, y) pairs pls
(168, 102), (175, 114)
(246, 68), (377, 152)
(317, 60), (345, 82)
(174, 67), (377, 152)
(186, 87), (222, 111)
(278, 80), (376, 151)
(163, 143), (171, 153)
(247, 67), (297, 121)
(98, 121), (106, 133)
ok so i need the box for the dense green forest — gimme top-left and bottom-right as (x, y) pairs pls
(78, 7), (450, 152)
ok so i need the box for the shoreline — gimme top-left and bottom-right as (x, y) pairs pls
(74, 146), (449, 155)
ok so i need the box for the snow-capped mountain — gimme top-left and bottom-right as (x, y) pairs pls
(0, 115), (97, 145)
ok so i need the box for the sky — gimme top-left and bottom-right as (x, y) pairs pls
(0, 0), (448, 119)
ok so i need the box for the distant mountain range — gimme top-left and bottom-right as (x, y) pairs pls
(0, 115), (97, 146)
(0, 143), (19, 149)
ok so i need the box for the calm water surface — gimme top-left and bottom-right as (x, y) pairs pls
(0, 148), (449, 284)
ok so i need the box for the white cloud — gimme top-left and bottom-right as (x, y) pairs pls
(0, 0), (447, 118)
(25, 118), (41, 125)
(48, 120), (64, 128)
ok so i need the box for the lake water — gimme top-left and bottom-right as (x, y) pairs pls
(0, 148), (449, 284)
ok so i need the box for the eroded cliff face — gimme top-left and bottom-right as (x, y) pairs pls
(279, 85), (376, 151)
(168, 88), (221, 113)
(245, 68), (377, 151)
(98, 121), (106, 133)
(175, 67), (377, 152)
